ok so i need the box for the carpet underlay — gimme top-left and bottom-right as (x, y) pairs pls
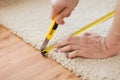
(0, 0), (119, 80)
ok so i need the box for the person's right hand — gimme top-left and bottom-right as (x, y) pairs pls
(50, 0), (79, 25)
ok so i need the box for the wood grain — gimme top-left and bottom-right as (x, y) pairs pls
(0, 26), (81, 80)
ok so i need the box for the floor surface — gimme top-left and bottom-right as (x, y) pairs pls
(0, 26), (81, 80)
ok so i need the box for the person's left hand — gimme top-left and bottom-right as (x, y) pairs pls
(55, 32), (117, 59)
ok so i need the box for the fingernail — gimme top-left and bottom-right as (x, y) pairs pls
(56, 18), (62, 24)
(67, 54), (73, 59)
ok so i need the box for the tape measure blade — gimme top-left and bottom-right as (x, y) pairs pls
(72, 11), (115, 36)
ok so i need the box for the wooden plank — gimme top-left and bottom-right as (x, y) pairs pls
(0, 26), (81, 80)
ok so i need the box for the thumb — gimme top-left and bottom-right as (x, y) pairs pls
(56, 8), (72, 24)
(50, 1), (66, 20)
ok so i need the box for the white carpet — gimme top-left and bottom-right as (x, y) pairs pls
(0, 0), (119, 80)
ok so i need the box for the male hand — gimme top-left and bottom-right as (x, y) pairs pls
(51, 0), (79, 24)
(55, 32), (118, 59)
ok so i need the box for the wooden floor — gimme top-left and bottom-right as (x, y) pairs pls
(0, 26), (81, 80)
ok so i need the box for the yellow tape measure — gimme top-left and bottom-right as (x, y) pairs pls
(41, 10), (115, 56)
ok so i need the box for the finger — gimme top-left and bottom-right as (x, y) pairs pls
(54, 39), (69, 48)
(84, 32), (99, 38)
(68, 50), (80, 58)
(51, 4), (65, 20)
(59, 20), (65, 25)
(78, 35), (89, 46)
(83, 32), (92, 36)
(56, 8), (72, 24)
(57, 44), (80, 52)
(68, 50), (92, 59)
(55, 36), (80, 48)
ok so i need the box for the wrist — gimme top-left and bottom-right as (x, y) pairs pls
(105, 31), (120, 56)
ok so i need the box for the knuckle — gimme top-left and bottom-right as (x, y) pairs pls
(52, 4), (60, 11)
(68, 45), (73, 49)
(52, 5), (57, 10)
(82, 35), (88, 41)
(60, 13), (66, 18)
(66, 36), (72, 42)
(61, 11), (71, 18)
